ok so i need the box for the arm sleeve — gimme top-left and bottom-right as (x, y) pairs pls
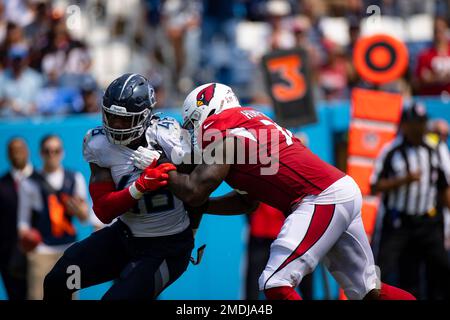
(89, 181), (138, 224)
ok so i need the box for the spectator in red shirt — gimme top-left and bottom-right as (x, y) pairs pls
(415, 17), (450, 96)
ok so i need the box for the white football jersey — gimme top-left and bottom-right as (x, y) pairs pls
(83, 118), (190, 237)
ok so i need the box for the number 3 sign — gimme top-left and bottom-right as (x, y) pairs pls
(262, 48), (316, 127)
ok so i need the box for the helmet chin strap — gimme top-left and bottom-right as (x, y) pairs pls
(127, 135), (146, 150)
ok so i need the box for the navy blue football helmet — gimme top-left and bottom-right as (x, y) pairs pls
(102, 73), (157, 145)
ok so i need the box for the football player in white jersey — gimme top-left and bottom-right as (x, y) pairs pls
(43, 74), (194, 300)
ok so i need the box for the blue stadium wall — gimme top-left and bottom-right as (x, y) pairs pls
(0, 98), (448, 300)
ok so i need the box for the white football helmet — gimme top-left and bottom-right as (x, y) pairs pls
(182, 83), (241, 147)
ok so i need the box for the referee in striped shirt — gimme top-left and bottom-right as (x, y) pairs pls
(371, 102), (450, 299)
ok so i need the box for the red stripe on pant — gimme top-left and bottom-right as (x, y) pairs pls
(264, 204), (335, 291)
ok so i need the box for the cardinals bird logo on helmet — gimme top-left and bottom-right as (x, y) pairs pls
(196, 84), (216, 107)
(182, 83), (241, 149)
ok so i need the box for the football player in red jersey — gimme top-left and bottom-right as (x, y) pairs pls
(164, 83), (415, 300)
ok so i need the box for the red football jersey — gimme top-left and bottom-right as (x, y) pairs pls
(200, 107), (345, 214)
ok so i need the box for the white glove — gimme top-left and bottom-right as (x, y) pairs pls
(130, 146), (161, 170)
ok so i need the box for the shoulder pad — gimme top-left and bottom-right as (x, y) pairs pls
(157, 116), (181, 129)
(83, 126), (105, 144)
(83, 127), (108, 165)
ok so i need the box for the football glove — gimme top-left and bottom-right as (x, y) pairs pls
(130, 146), (162, 170)
(129, 160), (176, 198)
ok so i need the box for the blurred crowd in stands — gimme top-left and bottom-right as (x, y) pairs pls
(0, 0), (449, 116)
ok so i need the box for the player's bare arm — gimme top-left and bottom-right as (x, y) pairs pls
(167, 135), (240, 206)
(168, 162), (230, 207)
(206, 191), (259, 215)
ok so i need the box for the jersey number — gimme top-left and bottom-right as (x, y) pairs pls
(157, 117), (175, 129)
(91, 128), (105, 136)
(260, 119), (293, 146)
(118, 175), (175, 214)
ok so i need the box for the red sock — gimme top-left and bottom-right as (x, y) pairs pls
(379, 282), (416, 300)
(264, 286), (302, 300)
